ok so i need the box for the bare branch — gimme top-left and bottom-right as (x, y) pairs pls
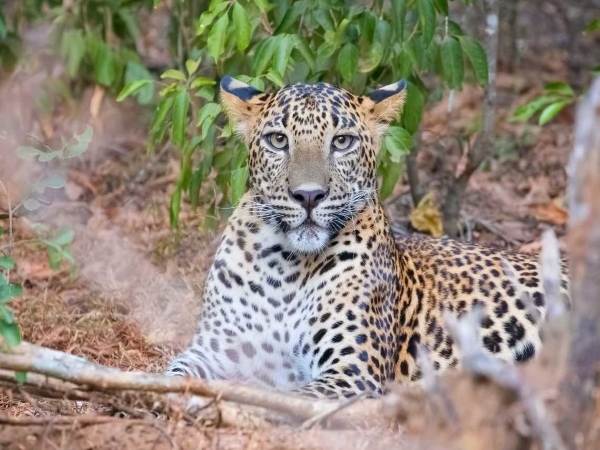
(0, 342), (400, 430)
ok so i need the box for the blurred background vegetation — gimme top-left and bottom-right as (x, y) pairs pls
(2, 0), (493, 230)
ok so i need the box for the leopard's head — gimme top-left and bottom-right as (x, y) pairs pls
(221, 77), (406, 254)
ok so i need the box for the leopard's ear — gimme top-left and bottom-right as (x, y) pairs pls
(361, 80), (407, 125)
(220, 76), (270, 139)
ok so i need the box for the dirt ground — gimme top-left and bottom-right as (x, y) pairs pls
(1, 2), (598, 448)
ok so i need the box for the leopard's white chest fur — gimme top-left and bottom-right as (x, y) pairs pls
(192, 221), (323, 389)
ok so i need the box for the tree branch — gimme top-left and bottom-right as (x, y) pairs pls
(0, 342), (401, 429)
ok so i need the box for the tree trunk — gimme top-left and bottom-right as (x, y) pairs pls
(559, 77), (600, 448)
(442, 0), (499, 237)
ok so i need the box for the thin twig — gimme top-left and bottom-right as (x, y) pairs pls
(0, 413), (148, 427)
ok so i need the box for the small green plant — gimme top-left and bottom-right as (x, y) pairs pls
(511, 18), (599, 126)
(117, 0), (489, 228)
(0, 126), (93, 355)
(511, 81), (578, 126)
(0, 244), (22, 348)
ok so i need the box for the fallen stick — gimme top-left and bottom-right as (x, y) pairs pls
(0, 342), (398, 429)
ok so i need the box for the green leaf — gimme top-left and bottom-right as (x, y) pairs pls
(511, 95), (561, 122)
(266, 70), (285, 88)
(190, 77), (216, 89)
(23, 198), (40, 211)
(64, 125), (93, 158)
(196, 102), (222, 127)
(0, 283), (22, 301)
(207, 12), (230, 62)
(196, 11), (216, 36)
(417, 0), (436, 46)
(253, 0), (269, 13)
(544, 81), (574, 97)
(91, 40), (118, 87)
(117, 80), (153, 102)
(230, 166), (249, 206)
(0, 257), (15, 270)
(360, 41), (384, 73)
(172, 88), (190, 148)
(373, 19), (392, 47)
(584, 18), (600, 35)
(539, 101), (570, 125)
(49, 228), (74, 246)
(159, 83), (179, 97)
(0, 321), (21, 347)
(0, 306), (15, 325)
(406, 36), (425, 70)
(189, 168), (204, 210)
(15, 372), (27, 384)
(0, 226), (3, 236)
(273, 35), (294, 76)
(170, 186), (182, 228)
(292, 35), (316, 73)
(46, 246), (62, 270)
(161, 69), (186, 82)
(60, 29), (86, 77)
(16, 146), (41, 159)
(232, 2), (252, 52)
(196, 86), (216, 101)
(316, 10), (336, 32)
(0, 11), (7, 40)
(441, 36), (464, 89)
(385, 126), (413, 162)
(124, 62), (155, 105)
(42, 174), (65, 189)
(338, 43), (359, 82)
(316, 40), (338, 63)
(433, 0), (449, 15)
(391, 0), (407, 42)
(447, 20), (464, 37)
(458, 36), (488, 86)
(401, 83), (424, 135)
(334, 18), (351, 44)
(275, 8), (302, 34)
(37, 151), (61, 162)
(148, 96), (175, 151)
(253, 37), (278, 76)
(186, 58), (201, 77)
(379, 159), (404, 200)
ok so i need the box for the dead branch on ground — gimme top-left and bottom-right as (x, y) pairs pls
(0, 341), (403, 430)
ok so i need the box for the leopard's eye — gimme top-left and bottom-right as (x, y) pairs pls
(266, 133), (289, 150)
(331, 135), (355, 152)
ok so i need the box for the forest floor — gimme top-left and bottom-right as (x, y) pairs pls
(0, 7), (590, 449)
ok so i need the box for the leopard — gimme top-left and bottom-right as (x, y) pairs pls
(166, 76), (570, 398)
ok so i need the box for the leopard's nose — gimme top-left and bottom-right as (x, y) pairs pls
(289, 188), (328, 213)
